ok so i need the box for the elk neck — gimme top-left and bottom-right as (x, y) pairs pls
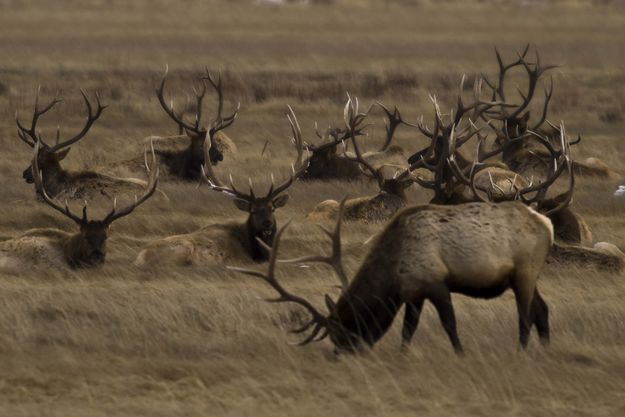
(333, 245), (403, 346)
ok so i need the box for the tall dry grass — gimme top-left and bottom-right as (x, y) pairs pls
(1, 1), (625, 416)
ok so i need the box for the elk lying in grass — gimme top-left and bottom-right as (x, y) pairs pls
(308, 98), (414, 223)
(152, 67), (239, 180)
(481, 45), (619, 179)
(301, 100), (408, 181)
(231, 199), (554, 354)
(134, 106), (308, 266)
(0, 141), (159, 271)
(16, 88), (151, 200)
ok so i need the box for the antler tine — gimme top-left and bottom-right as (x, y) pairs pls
(446, 126), (491, 203)
(156, 65), (201, 134)
(32, 139), (84, 224)
(200, 135), (254, 201)
(541, 122), (574, 215)
(228, 221), (329, 342)
(103, 141), (160, 224)
(530, 75), (554, 131)
(281, 198), (349, 291)
(266, 106), (310, 199)
(49, 89), (107, 151)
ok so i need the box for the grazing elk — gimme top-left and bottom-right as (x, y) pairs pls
(16, 88), (152, 200)
(134, 106), (308, 266)
(301, 100), (408, 181)
(230, 199), (554, 354)
(0, 141), (159, 271)
(309, 97), (414, 223)
(151, 67), (240, 180)
(481, 45), (618, 179)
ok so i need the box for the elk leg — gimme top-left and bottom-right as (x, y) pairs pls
(531, 289), (550, 346)
(513, 279), (535, 350)
(429, 288), (464, 355)
(401, 299), (424, 351)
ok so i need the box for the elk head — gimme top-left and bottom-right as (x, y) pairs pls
(156, 67), (239, 178)
(16, 88), (106, 196)
(31, 140), (159, 268)
(343, 97), (414, 200)
(201, 106), (308, 262)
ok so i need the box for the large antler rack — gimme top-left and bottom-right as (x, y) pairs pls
(156, 66), (240, 138)
(16, 86), (107, 151)
(200, 106), (309, 203)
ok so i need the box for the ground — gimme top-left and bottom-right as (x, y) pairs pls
(1, 1), (625, 416)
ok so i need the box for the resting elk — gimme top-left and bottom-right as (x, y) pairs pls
(152, 67), (239, 179)
(301, 99), (408, 181)
(0, 140), (159, 271)
(16, 88), (151, 200)
(309, 97), (414, 223)
(134, 106), (308, 266)
(481, 45), (619, 179)
(230, 199), (554, 354)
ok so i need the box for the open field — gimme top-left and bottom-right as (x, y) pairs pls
(1, 1), (625, 416)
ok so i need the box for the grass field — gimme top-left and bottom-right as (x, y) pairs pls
(1, 1), (625, 416)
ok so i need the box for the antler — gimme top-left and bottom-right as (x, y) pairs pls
(102, 142), (160, 224)
(156, 66), (240, 137)
(265, 105), (309, 199)
(16, 87), (106, 151)
(482, 45), (557, 129)
(202, 70), (241, 138)
(228, 221), (329, 345)
(201, 106), (308, 202)
(280, 198), (349, 291)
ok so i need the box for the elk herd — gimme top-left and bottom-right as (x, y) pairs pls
(1, 46), (624, 353)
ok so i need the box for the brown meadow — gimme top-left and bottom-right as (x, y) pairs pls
(1, 0), (625, 416)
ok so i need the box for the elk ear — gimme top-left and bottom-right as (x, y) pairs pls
(325, 294), (337, 313)
(272, 194), (289, 208)
(56, 148), (71, 160)
(233, 198), (250, 212)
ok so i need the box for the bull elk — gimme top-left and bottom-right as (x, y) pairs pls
(134, 106), (308, 266)
(16, 88), (155, 200)
(301, 100), (408, 181)
(0, 140), (159, 271)
(151, 67), (240, 180)
(230, 199), (554, 354)
(309, 97), (414, 223)
(481, 45), (619, 179)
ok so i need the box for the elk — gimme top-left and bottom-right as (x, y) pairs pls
(308, 97), (414, 223)
(0, 140), (159, 271)
(16, 88), (152, 200)
(230, 199), (554, 354)
(301, 101), (408, 181)
(151, 67), (240, 180)
(481, 45), (618, 179)
(134, 106), (308, 266)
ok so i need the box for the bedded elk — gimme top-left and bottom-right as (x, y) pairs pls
(0, 140), (159, 271)
(308, 98), (414, 222)
(481, 45), (618, 179)
(134, 106), (308, 266)
(120, 69), (240, 180)
(16, 88), (151, 200)
(230, 199), (554, 354)
(301, 101), (408, 181)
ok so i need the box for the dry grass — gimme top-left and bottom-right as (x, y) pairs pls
(1, 1), (625, 416)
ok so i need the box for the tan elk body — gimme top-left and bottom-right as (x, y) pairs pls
(233, 200), (554, 353)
